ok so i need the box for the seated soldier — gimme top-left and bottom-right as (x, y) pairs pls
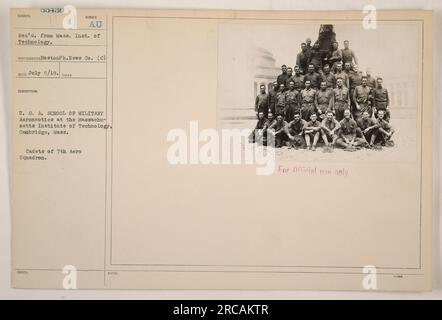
(285, 112), (307, 149)
(266, 112), (275, 127)
(336, 109), (368, 150)
(304, 113), (322, 151)
(321, 110), (340, 147)
(356, 110), (379, 147)
(268, 114), (289, 148)
(375, 110), (395, 146)
(249, 111), (270, 145)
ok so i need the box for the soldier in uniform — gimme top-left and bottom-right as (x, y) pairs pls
(255, 84), (269, 118)
(365, 68), (377, 89)
(321, 110), (341, 147)
(353, 76), (373, 120)
(341, 40), (358, 66)
(305, 38), (313, 65)
(333, 78), (350, 121)
(249, 111), (269, 145)
(268, 81), (278, 115)
(333, 62), (349, 88)
(373, 77), (390, 122)
(357, 110), (379, 147)
(344, 62), (353, 76)
(306, 38), (312, 51)
(328, 41), (342, 71)
(285, 112), (307, 149)
(300, 80), (317, 121)
(291, 65), (305, 91)
(336, 109), (367, 149)
(284, 81), (301, 122)
(277, 65), (289, 87)
(315, 81), (334, 119)
(296, 43), (310, 75)
(275, 84), (287, 117)
(268, 114), (289, 148)
(321, 64), (336, 89)
(348, 65), (363, 116)
(304, 64), (321, 89)
(309, 41), (322, 72)
(304, 113), (322, 151)
(266, 112), (275, 128)
(375, 110), (395, 146)
(284, 67), (294, 90)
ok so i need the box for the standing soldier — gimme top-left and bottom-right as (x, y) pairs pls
(344, 62), (353, 76)
(328, 41), (342, 71)
(315, 81), (334, 120)
(333, 62), (349, 88)
(321, 110), (341, 148)
(309, 41), (322, 72)
(336, 109), (367, 149)
(291, 65), (305, 91)
(277, 65), (289, 87)
(304, 113), (322, 151)
(373, 77), (390, 121)
(275, 83), (287, 117)
(353, 76), (373, 120)
(341, 40), (358, 66)
(284, 81), (301, 122)
(321, 64), (336, 89)
(268, 81), (278, 115)
(304, 64), (321, 89)
(300, 80), (317, 121)
(284, 67), (294, 90)
(333, 78), (350, 121)
(306, 38), (312, 52)
(348, 65), (363, 115)
(285, 112), (307, 149)
(365, 68), (377, 89)
(305, 38), (313, 66)
(255, 84), (269, 118)
(296, 43), (310, 75)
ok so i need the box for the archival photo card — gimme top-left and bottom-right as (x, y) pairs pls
(10, 9), (433, 291)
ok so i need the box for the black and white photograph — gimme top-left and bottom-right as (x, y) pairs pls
(218, 22), (420, 161)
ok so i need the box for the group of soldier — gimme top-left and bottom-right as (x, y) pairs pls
(251, 39), (395, 151)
